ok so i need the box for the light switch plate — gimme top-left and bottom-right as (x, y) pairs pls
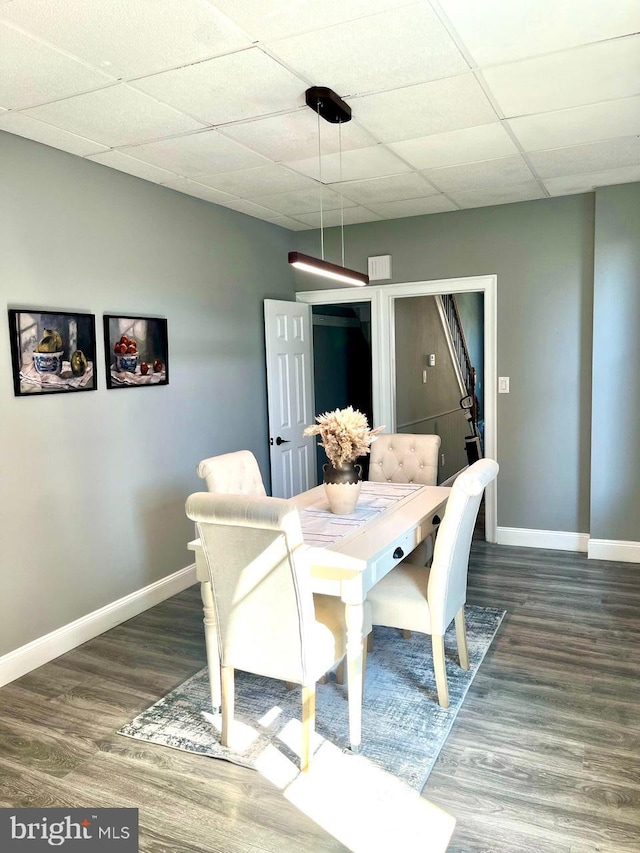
(498, 377), (510, 393)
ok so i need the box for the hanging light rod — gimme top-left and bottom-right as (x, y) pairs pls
(288, 86), (369, 287)
(288, 252), (369, 287)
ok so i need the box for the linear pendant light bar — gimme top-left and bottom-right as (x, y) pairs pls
(288, 86), (369, 287)
(288, 252), (369, 286)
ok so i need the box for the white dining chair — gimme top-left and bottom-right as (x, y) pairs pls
(196, 450), (267, 497)
(186, 491), (371, 771)
(368, 433), (441, 487)
(368, 432), (442, 582)
(366, 458), (499, 708)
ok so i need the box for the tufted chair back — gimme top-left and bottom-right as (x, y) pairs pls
(369, 433), (441, 486)
(196, 450), (266, 497)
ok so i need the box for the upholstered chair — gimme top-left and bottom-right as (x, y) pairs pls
(196, 450), (267, 497)
(366, 458), (499, 708)
(369, 433), (442, 569)
(185, 491), (371, 771)
(368, 433), (441, 487)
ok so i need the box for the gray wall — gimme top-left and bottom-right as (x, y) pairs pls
(395, 296), (460, 427)
(295, 195), (595, 535)
(591, 183), (640, 541)
(0, 131), (295, 656)
(395, 295), (468, 481)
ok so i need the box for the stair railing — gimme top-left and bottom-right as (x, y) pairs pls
(440, 294), (478, 423)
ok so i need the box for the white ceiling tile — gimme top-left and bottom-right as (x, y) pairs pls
(448, 181), (546, 209)
(196, 164), (316, 197)
(437, 0), (640, 66)
(264, 215), (313, 231)
(285, 145), (410, 183)
(0, 22), (113, 110)
(483, 35), (640, 118)
(367, 195), (458, 218)
(543, 165), (640, 196)
(132, 47), (306, 125)
(86, 150), (179, 183)
(293, 206), (383, 227)
(507, 96), (640, 152)
(529, 136), (640, 178)
(424, 155), (534, 192)
(389, 122), (518, 170)
(213, 197), (290, 220)
(23, 85), (204, 147)
(348, 75), (497, 143)
(161, 177), (238, 204)
(334, 172), (439, 205)
(266, 5), (468, 97)
(251, 186), (354, 216)
(209, 0), (414, 42)
(218, 109), (375, 162)
(0, 112), (108, 156)
(0, 0), (251, 79)
(118, 130), (269, 177)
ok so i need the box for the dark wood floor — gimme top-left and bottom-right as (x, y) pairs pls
(1, 543), (639, 852)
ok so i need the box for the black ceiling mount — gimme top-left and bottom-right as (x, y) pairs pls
(305, 86), (351, 124)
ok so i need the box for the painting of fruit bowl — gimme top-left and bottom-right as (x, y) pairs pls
(104, 315), (168, 390)
(114, 351), (139, 373)
(8, 309), (97, 397)
(33, 351), (64, 375)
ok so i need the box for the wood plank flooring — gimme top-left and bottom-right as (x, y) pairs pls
(1, 543), (639, 852)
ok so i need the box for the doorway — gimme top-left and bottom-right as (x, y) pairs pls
(393, 292), (485, 487)
(311, 303), (373, 482)
(297, 275), (498, 543)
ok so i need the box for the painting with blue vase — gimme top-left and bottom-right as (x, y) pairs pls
(103, 315), (169, 390)
(8, 308), (97, 397)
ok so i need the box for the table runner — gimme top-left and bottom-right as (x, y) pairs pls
(299, 481), (423, 547)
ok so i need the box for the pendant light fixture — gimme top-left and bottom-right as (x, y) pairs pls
(288, 86), (369, 287)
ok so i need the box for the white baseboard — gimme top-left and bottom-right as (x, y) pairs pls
(0, 563), (197, 689)
(497, 527), (589, 552)
(587, 538), (640, 564)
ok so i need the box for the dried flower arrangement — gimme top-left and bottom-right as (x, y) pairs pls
(304, 406), (384, 469)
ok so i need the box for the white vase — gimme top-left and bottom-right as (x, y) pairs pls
(322, 462), (363, 515)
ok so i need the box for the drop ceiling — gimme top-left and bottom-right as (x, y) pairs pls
(1, 0), (639, 231)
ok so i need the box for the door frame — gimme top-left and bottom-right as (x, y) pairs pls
(296, 274), (498, 542)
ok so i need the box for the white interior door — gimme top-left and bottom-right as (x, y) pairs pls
(264, 299), (316, 498)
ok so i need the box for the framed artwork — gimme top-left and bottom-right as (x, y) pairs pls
(103, 315), (169, 389)
(8, 308), (97, 397)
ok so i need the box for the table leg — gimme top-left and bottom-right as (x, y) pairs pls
(345, 600), (364, 753)
(200, 579), (221, 713)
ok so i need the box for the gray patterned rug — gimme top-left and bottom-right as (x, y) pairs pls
(119, 604), (504, 791)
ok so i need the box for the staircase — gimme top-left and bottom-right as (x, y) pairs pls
(439, 293), (478, 423)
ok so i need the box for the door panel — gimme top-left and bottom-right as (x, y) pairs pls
(264, 300), (316, 498)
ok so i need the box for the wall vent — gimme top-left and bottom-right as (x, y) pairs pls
(368, 255), (392, 281)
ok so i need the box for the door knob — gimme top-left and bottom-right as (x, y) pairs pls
(275, 436), (290, 446)
(393, 547), (404, 559)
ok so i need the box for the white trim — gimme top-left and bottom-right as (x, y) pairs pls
(0, 564), (197, 689)
(587, 538), (640, 563)
(297, 274), (498, 544)
(497, 527), (589, 552)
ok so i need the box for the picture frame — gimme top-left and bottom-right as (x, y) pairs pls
(103, 315), (169, 390)
(8, 308), (97, 397)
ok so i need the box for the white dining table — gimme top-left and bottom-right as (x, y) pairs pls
(188, 480), (450, 752)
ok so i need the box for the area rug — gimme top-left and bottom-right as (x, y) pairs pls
(118, 604), (504, 791)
